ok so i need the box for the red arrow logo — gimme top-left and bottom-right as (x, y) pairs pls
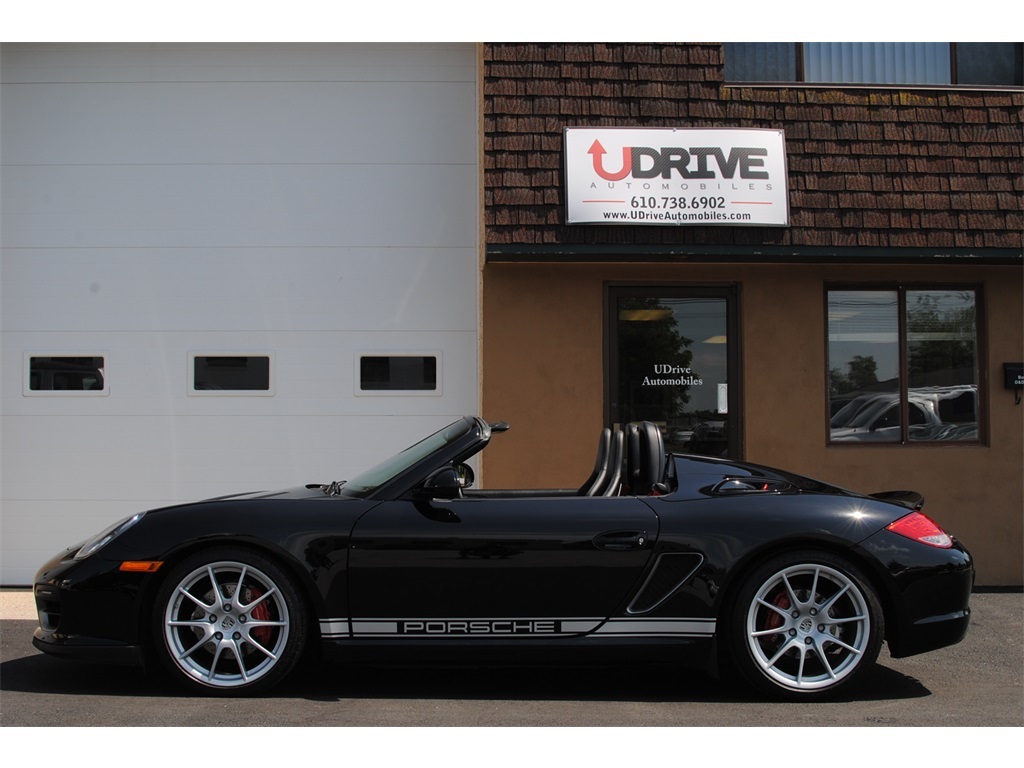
(589, 140), (632, 181)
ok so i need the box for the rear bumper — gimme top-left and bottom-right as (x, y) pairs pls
(884, 564), (974, 658)
(858, 530), (974, 658)
(888, 606), (971, 659)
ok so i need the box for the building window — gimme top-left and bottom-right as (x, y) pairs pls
(357, 354), (439, 394)
(190, 354), (273, 395)
(827, 288), (980, 444)
(25, 355), (107, 395)
(725, 43), (1023, 87)
(955, 43), (1024, 88)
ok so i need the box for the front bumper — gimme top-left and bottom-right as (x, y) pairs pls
(33, 625), (144, 666)
(32, 546), (151, 668)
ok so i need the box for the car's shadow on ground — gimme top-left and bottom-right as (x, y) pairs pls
(297, 660), (933, 704)
(1, 651), (933, 704)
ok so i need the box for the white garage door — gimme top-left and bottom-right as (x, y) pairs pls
(0, 43), (479, 584)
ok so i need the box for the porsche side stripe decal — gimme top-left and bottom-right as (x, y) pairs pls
(320, 620), (351, 638)
(349, 618), (602, 636)
(320, 617), (715, 639)
(593, 618), (716, 637)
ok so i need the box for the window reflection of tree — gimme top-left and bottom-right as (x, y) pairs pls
(907, 291), (977, 389)
(617, 297), (694, 424)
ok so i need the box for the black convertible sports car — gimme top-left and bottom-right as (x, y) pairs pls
(33, 416), (973, 699)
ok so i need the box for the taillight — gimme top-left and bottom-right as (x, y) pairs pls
(886, 511), (953, 549)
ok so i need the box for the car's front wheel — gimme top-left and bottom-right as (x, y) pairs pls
(153, 547), (308, 695)
(728, 550), (883, 700)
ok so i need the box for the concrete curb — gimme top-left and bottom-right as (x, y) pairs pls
(1, 590), (36, 620)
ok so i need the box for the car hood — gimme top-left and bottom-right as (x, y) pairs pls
(144, 484), (347, 513)
(201, 485), (333, 502)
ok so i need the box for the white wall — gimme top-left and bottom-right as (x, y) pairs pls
(1, 43), (480, 583)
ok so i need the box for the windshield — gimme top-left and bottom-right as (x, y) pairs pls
(341, 417), (476, 497)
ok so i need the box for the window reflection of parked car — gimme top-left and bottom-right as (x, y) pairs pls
(665, 428), (694, 449)
(686, 421), (728, 455)
(830, 387), (977, 442)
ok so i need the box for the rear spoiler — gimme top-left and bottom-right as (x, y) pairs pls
(869, 490), (925, 511)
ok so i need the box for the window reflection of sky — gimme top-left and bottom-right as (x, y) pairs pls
(828, 291), (899, 383)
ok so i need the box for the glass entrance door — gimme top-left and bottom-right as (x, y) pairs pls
(608, 287), (739, 458)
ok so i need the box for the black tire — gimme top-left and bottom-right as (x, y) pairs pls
(153, 547), (308, 695)
(727, 550), (883, 701)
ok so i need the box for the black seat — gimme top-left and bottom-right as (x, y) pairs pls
(633, 421), (666, 495)
(602, 428), (625, 496)
(579, 428), (611, 496)
(625, 423), (640, 494)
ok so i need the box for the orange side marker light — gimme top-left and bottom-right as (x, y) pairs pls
(119, 561), (164, 572)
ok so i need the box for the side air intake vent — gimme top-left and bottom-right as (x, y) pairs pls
(627, 552), (704, 615)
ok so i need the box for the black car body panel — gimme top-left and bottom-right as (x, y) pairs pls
(855, 527), (973, 657)
(32, 416), (974, 698)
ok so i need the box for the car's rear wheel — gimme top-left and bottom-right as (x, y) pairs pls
(153, 547), (307, 695)
(728, 550), (883, 700)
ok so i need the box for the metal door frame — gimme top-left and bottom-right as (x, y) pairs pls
(605, 284), (742, 459)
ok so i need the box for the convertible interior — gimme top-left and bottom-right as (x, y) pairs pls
(460, 421), (672, 499)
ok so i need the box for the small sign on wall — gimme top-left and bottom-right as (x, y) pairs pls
(564, 127), (789, 226)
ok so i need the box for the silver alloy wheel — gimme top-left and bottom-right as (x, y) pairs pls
(163, 560), (290, 689)
(745, 562), (871, 691)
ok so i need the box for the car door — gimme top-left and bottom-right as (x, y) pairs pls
(346, 494), (659, 639)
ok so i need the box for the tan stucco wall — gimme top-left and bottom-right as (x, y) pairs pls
(481, 261), (1023, 585)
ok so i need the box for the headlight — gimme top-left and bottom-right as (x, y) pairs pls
(73, 513), (145, 560)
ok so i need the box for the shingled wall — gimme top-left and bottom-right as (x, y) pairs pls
(483, 43), (1024, 250)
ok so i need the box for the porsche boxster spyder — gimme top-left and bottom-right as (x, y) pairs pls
(33, 417), (973, 699)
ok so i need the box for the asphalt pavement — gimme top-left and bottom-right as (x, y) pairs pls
(1, 588), (1021, 731)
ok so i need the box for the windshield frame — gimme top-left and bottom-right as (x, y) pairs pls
(339, 416), (486, 499)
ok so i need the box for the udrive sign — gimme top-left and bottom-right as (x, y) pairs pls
(564, 127), (789, 226)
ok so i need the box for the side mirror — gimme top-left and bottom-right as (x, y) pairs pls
(454, 462), (475, 489)
(418, 467), (463, 500)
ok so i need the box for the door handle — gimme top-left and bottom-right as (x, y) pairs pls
(594, 530), (648, 551)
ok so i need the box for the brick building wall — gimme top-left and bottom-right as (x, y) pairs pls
(483, 42), (1023, 252)
(480, 43), (1023, 583)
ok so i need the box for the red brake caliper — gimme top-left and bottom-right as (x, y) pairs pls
(246, 587), (273, 645)
(763, 589), (791, 632)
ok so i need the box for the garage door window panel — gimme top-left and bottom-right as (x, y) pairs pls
(191, 354), (273, 395)
(25, 355), (108, 396)
(357, 354), (440, 396)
